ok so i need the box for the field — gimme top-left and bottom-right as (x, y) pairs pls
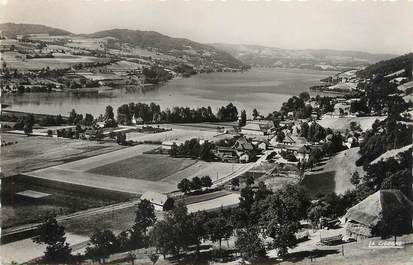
(1, 179), (129, 229)
(318, 116), (386, 132)
(24, 143), (247, 195)
(127, 128), (228, 143)
(0, 133), (124, 177)
(88, 154), (198, 181)
(2, 52), (110, 70)
(302, 147), (364, 197)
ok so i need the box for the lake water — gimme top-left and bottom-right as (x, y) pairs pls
(1, 68), (335, 118)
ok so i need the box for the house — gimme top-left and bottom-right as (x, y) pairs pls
(132, 116), (144, 125)
(141, 191), (169, 211)
(238, 152), (250, 163)
(257, 140), (270, 150)
(241, 120), (274, 136)
(241, 123), (265, 136)
(344, 190), (413, 240)
(233, 137), (254, 152)
(297, 145), (311, 162)
(282, 135), (296, 145)
(213, 147), (239, 163)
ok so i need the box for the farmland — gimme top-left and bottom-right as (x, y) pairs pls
(23, 143), (247, 195)
(88, 154), (198, 181)
(2, 52), (110, 70)
(0, 133), (124, 177)
(318, 116), (386, 132)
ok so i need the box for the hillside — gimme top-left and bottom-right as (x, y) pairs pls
(211, 43), (396, 71)
(356, 52), (413, 78)
(0, 23), (72, 38)
(88, 29), (246, 69)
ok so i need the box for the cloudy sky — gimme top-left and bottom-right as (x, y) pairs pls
(1, 0), (412, 54)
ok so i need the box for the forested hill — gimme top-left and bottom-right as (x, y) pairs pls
(211, 43), (396, 71)
(357, 53), (413, 78)
(88, 29), (246, 69)
(0, 23), (72, 38)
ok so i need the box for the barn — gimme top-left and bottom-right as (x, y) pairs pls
(344, 189), (413, 240)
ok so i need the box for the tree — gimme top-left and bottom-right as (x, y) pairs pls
(148, 252), (159, 265)
(33, 214), (71, 263)
(276, 130), (285, 143)
(205, 216), (233, 251)
(252, 108), (260, 120)
(188, 211), (208, 254)
(235, 226), (266, 261)
(84, 113), (94, 126)
(177, 178), (192, 194)
(86, 229), (119, 264)
(299, 91), (310, 102)
(150, 220), (174, 259)
(240, 110), (247, 127)
(191, 176), (203, 191)
(163, 197), (175, 211)
(150, 202), (192, 257)
(239, 186), (255, 214)
(350, 171), (360, 185)
(116, 132), (127, 145)
(231, 178), (240, 189)
(68, 109), (77, 124)
(134, 199), (156, 236)
(105, 105), (115, 120)
(201, 175), (212, 188)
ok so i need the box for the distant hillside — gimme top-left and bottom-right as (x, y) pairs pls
(0, 23), (72, 38)
(88, 29), (246, 69)
(356, 53), (413, 78)
(211, 43), (397, 71)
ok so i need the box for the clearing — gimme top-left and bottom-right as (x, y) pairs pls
(302, 147), (364, 197)
(318, 116), (386, 132)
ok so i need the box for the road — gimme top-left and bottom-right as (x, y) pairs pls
(212, 149), (273, 187)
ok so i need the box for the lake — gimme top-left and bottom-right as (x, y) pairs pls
(1, 68), (335, 118)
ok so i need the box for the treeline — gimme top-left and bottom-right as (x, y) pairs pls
(177, 176), (213, 194)
(169, 138), (215, 161)
(117, 102), (239, 124)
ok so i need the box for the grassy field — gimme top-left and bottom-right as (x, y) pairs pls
(88, 154), (198, 181)
(162, 161), (246, 185)
(0, 133), (124, 177)
(1, 181), (127, 229)
(127, 128), (232, 143)
(2, 52), (110, 70)
(302, 147), (364, 197)
(318, 116), (386, 132)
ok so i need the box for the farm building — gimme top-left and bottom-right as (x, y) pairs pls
(213, 147), (239, 163)
(233, 137), (254, 152)
(344, 190), (413, 240)
(297, 145), (311, 162)
(161, 140), (186, 151)
(141, 191), (168, 211)
(241, 120), (274, 136)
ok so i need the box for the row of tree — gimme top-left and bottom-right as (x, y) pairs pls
(117, 102), (239, 124)
(177, 176), (213, 194)
(169, 138), (215, 161)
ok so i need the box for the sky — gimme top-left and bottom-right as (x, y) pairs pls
(1, 0), (412, 54)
